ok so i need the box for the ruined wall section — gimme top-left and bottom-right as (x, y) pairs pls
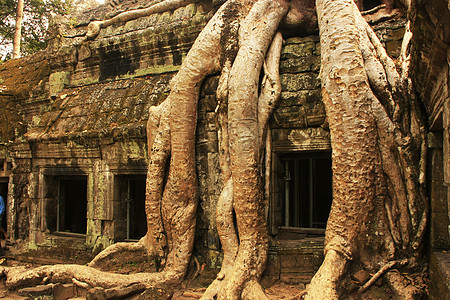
(265, 13), (409, 284)
(0, 52), (50, 143)
(184, 35), (328, 270)
(46, 1), (214, 89)
(7, 1), (216, 250)
(0, 51), (52, 245)
(365, 6), (407, 60)
(15, 76), (173, 250)
(410, 0), (450, 298)
(272, 36), (327, 153)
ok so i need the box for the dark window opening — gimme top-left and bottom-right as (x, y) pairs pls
(57, 176), (87, 234)
(276, 152), (332, 234)
(363, 0), (382, 11)
(119, 176), (146, 240)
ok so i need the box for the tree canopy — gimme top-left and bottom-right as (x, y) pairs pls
(0, 0), (73, 60)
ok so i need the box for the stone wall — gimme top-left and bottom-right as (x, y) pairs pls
(0, 52), (50, 143)
(272, 35), (328, 153)
(2, 1), (216, 251)
(46, 1), (213, 87)
(411, 0), (450, 249)
(10, 74), (173, 249)
(195, 75), (222, 267)
(410, 0), (450, 298)
(0, 51), (53, 246)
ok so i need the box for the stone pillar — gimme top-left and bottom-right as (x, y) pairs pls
(444, 84), (450, 245)
(26, 170), (40, 249)
(86, 161), (115, 251)
(443, 49), (450, 245)
(428, 132), (449, 249)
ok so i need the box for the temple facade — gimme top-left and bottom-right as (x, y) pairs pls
(0, 0), (448, 296)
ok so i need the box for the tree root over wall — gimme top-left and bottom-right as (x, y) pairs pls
(303, 0), (427, 298)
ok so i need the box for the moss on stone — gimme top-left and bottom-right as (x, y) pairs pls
(49, 72), (70, 97)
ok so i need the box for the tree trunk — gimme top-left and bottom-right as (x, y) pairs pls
(304, 0), (427, 298)
(12, 0), (24, 59)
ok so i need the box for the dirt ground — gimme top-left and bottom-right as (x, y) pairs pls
(0, 245), (305, 299)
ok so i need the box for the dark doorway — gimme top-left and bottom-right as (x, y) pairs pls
(0, 180), (7, 236)
(271, 152), (332, 237)
(58, 176), (87, 234)
(363, 0), (382, 10)
(119, 176), (146, 240)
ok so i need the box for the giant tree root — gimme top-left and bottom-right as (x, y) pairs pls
(303, 250), (348, 299)
(304, 0), (427, 298)
(200, 11), (285, 300)
(87, 0), (199, 39)
(88, 241), (147, 269)
(0, 264), (178, 290)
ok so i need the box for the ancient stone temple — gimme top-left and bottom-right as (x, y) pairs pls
(0, 0), (448, 297)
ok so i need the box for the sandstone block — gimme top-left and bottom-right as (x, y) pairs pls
(431, 211), (450, 249)
(281, 73), (320, 91)
(18, 284), (54, 298)
(281, 42), (315, 59)
(280, 55), (320, 73)
(351, 269), (370, 284)
(173, 3), (197, 20)
(78, 44), (92, 61)
(53, 283), (75, 300)
(49, 71), (70, 98)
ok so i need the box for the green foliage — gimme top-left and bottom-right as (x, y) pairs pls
(0, 0), (74, 60)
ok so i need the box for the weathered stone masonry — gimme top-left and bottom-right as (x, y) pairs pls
(2, 0), (212, 252)
(410, 1), (450, 298)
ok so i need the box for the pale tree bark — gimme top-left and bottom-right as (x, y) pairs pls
(303, 0), (427, 298)
(12, 0), (24, 59)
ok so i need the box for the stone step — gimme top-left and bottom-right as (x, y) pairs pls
(267, 237), (325, 284)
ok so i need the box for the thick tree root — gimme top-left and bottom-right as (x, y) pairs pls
(144, 100), (171, 264)
(358, 258), (408, 293)
(303, 250), (348, 299)
(306, 0), (427, 298)
(216, 2), (286, 299)
(201, 3), (285, 299)
(1, 264), (178, 290)
(87, 0), (198, 39)
(88, 241), (146, 268)
(85, 283), (147, 300)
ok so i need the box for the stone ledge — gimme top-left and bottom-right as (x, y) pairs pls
(267, 237), (325, 284)
(429, 251), (450, 300)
